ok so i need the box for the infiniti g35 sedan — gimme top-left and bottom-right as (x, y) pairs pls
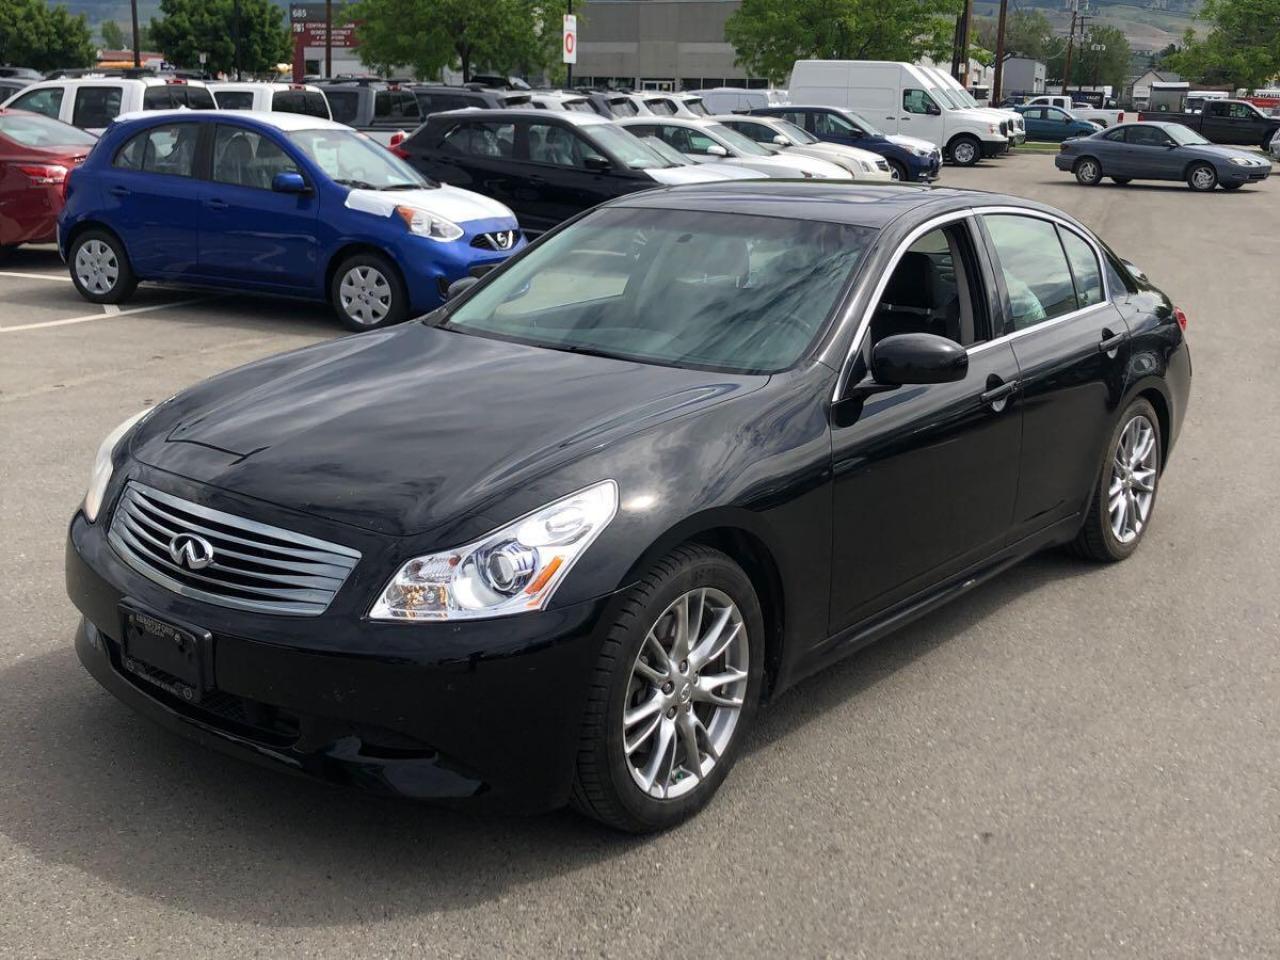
(66, 183), (1191, 832)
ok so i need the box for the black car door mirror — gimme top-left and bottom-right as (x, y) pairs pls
(445, 276), (480, 301)
(583, 154), (612, 172)
(870, 333), (969, 386)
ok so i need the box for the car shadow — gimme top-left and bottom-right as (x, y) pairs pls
(0, 551), (1095, 925)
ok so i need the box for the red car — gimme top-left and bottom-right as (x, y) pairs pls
(0, 108), (97, 254)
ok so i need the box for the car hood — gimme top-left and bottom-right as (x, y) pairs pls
(131, 323), (764, 538)
(645, 164), (741, 184)
(343, 183), (515, 225)
(885, 133), (937, 154)
(1184, 143), (1270, 163)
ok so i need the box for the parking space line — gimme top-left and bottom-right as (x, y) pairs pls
(0, 298), (206, 333)
(0, 270), (74, 283)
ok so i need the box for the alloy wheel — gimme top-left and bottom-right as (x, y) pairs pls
(1190, 165), (1216, 190)
(621, 588), (749, 800)
(75, 240), (119, 295)
(1109, 414), (1158, 544)
(339, 265), (392, 326)
(1077, 159), (1100, 184)
(952, 140), (977, 165)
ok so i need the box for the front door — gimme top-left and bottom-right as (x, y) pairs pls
(517, 119), (631, 232)
(898, 88), (944, 145)
(1119, 124), (1183, 178)
(978, 213), (1132, 540)
(828, 216), (1023, 633)
(197, 124), (319, 290)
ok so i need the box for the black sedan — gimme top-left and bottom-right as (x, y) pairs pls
(1057, 121), (1272, 190)
(66, 183), (1192, 832)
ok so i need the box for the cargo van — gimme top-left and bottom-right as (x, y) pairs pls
(789, 60), (1008, 165)
(917, 65), (1024, 147)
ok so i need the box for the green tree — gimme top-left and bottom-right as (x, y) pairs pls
(0, 0), (95, 72)
(101, 20), (127, 50)
(149, 0), (290, 75)
(974, 9), (1054, 61)
(349, 0), (560, 81)
(1167, 0), (1280, 90)
(724, 0), (962, 86)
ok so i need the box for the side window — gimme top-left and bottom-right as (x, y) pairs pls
(10, 86), (64, 119)
(374, 90), (392, 119)
(1228, 103), (1253, 120)
(112, 123), (199, 177)
(212, 126), (299, 189)
(73, 87), (122, 127)
(143, 86), (175, 109)
(681, 128), (720, 155)
(1059, 229), (1104, 308)
(326, 90), (358, 124)
(1127, 125), (1171, 147)
(527, 121), (598, 168)
(214, 90), (255, 110)
(871, 223), (988, 347)
(983, 214), (1079, 331)
(902, 89), (937, 115)
(812, 111), (855, 136)
(780, 110), (808, 129)
(1022, 108), (1043, 120)
(397, 91), (421, 120)
(1102, 126), (1126, 142)
(732, 121), (775, 143)
(625, 123), (657, 139)
(1103, 251), (1138, 300)
(442, 121), (515, 159)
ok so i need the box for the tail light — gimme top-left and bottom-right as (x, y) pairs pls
(388, 130), (409, 158)
(1117, 111), (1125, 122)
(17, 163), (69, 187)
(1173, 306), (1188, 331)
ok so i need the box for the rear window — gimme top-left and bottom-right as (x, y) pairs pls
(71, 86), (122, 128)
(185, 86), (215, 109)
(326, 89), (359, 124)
(143, 84), (215, 110)
(272, 90), (330, 118)
(0, 111), (97, 147)
(213, 90), (255, 110)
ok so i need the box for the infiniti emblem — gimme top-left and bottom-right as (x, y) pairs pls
(168, 532), (215, 570)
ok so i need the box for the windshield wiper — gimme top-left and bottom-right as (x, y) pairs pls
(333, 178), (377, 189)
(378, 182), (424, 191)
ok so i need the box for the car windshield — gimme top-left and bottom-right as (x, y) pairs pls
(441, 206), (877, 374)
(774, 119), (817, 144)
(840, 109), (883, 137)
(0, 111), (97, 147)
(586, 123), (664, 169)
(707, 122), (773, 156)
(1165, 124), (1210, 146)
(287, 128), (428, 189)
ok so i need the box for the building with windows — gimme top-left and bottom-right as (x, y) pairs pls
(574, 0), (770, 91)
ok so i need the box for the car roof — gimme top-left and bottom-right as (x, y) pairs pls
(616, 115), (715, 127)
(207, 81), (324, 93)
(428, 107), (609, 126)
(20, 76), (209, 89)
(112, 108), (346, 131)
(610, 181), (1057, 229)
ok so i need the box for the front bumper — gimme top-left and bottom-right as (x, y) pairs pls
(910, 153), (942, 181)
(392, 216), (524, 315)
(67, 508), (614, 812)
(1223, 165), (1271, 184)
(982, 139), (1009, 159)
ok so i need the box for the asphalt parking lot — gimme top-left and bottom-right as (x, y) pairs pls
(2, 151), (1277, 959)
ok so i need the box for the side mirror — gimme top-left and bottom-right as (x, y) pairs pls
(926, 103), (942, 116)
(705, 143), (728, 157)
(772, 134), (789, 146)
(272, 171), (309, 194)
(445, 276), (480, 301)
(870, 333), (968, 386)
(583, 154), (612, 172)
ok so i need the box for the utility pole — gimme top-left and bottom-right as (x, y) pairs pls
(1061, 3), (1078, 95)
(130, 0), (141, 67)
(992, 0), (1009, 103)
(325, 0), (333, 79)
(951, 0), (972, 83)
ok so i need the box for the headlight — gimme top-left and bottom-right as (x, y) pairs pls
(859, 160), (873, 173)
(395, 205), (464, 242)
(83, 408), (152, 522)
(1229, 156), (1254, 166)
(911, 146), (931, 157)
(369, 480), (617, 621)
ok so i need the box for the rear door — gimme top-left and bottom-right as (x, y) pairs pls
(979, 212), (1132, 541)
(197, 123), (319, 289)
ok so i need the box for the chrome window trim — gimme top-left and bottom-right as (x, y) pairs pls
(831, 204), (1112, 401)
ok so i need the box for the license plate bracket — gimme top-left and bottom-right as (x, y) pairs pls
(119, 604), (214, 704)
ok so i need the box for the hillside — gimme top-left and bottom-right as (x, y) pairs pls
(975, 0), (1203, 53)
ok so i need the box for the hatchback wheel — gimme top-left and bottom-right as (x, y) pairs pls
(571, 545), (764, 832)
(331, 253), (407, 331)
(1074, 157), (1103, 185)
(1187, 163), (1217, 192)
(1071, 398), (1161, 562)
(69, 230), (137, 304)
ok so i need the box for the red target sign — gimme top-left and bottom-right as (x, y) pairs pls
(563, 15), (577, 64)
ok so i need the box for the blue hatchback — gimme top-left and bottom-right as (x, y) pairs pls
(59, 110), (525, 330)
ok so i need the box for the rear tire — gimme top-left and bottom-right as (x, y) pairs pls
(68, 229), (137, 304)
(948, 135), (981, 167)
(330, 252), (408, 332)
(1070, 398), (1162, 563)
(570, 544), (765, 833)
(1074, 157), (1103, 185)
(1186, 162), (1217, 192)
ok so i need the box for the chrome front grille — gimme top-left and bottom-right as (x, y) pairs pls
(471, 229), (518, 251)
(108, 482), (361, 617)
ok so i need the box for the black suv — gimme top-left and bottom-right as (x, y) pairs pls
(411, 84), (534, 113)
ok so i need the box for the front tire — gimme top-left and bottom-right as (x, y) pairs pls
(949, 135), (981, 167)
(570, 545), (765, 832)
(1074, 157), (1103, 185)
(69, 229), (137, 304)
(1187, 162), (1217, 192)
(1070, 399), (1162, 562)
(330, 252), (408, 331)
(886, 159), (908, 182)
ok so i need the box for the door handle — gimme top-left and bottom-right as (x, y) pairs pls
(1098, 328), (1128, 356)
(108, 185), (128, 196)
(980, 378), (1018, 411)
(206, 198), (228, 209)
(528, 175), (546, 185)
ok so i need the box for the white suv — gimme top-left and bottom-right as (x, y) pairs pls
(0, 76), (215, 134)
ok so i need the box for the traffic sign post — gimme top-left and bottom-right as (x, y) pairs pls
(563, 11), (576, 87)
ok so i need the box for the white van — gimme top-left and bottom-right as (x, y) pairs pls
(918, 65), (1024, 147)
(789, 60), (1008, 165)
(1, 76), (215, 135)
(208, 82), (331, 120)
(699, 87), (789, 115)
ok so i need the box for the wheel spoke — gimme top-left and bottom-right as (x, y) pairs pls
(1132, 468), (1156, 493)
(693, 668), (747, 708)
(633, 657), (667, 685)
(639, 717), (677, 793)
(689, 607), (739, 671)
(625, 711), (662, 756)
(671, 593), (692, 661)
(676, 712), (702, 781)
(623, 691), (663, 729)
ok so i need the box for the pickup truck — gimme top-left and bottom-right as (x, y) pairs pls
(1025, 95), (1125, 129)
(1139, 99), (1280, 149)
(312, 79), (421, 145)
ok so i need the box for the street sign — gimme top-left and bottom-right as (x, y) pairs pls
(563, 14), (577, 65)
